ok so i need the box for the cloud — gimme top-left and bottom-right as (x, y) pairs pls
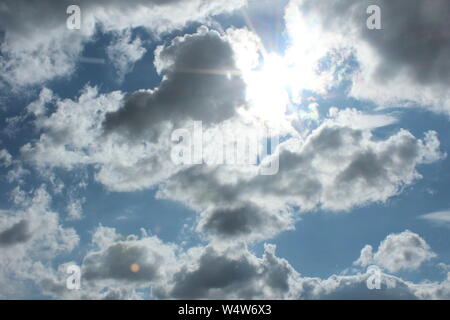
(0, 0), (247, 88)
(106, 29), (147, 82)
(329, 108), (397, 130)
(287, 0), (450, 113)
(102, 27), (247, 140)
(0, 186), (79, 298)
(0, 149), (13, 167)
(3, 1), (450, 301)
(20, 86), (181, 191)
(151, 115), (445, 243)
(0, 220), (31, 246)
(20, 26), (253, 192)
(419, 210), (450, 227)
(156, 243), (301, 299)
(197, 202), (294, 242)
(22, 225), (450, 300)
(354, 230), (437, 273)
(82, 231), (177, 285)
(33, 225), (178, 300)
(158, 120), (445, 216)
(23, 83), (445, 244)
(66, 197), (85, 221)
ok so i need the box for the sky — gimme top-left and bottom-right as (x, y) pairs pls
(0, 0), (450, 299)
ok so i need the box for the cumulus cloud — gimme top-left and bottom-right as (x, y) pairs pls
(158, 120), (445, 215)
(82, 228), (178, 286)
(0, 0), (247, 88)
(0, 149), (13, 167)
(2, 0), (450, 301)
(287, 0), (450, 113)
(0, 186), (79, 298)
(196, 203), (293, 242)
(77, 230), (450, 299)
(156, 243), (301, 299)
(16, 223), (450, 300)
(20, 26), (255, 192)
(22, 79), (446, 244)
(149, 114), (445, 243)
(103, 27), (247, 140)
(20, 86), (181, 191)
(354, 230), (437, 273)
(0, 220), (31, 246)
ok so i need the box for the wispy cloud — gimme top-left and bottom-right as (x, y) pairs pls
(419, 210), (450, 226)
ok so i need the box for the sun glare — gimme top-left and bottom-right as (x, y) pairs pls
(244, 53), (293, 126)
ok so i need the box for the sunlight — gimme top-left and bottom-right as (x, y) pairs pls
(244, 53), (293, 126)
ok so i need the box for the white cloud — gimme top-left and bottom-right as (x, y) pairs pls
(329, 108), (397, 130)
(6, 222), (447, 300)
(0, 0), (248, 89)
(354, 230), (437, 273)
(20, 86), (182, 191)
(20, 26), (254, 192)
(82, 228), (178, 288)
(158, 120), (445, 215)
(107, 29), (147, 82)
(66, 197), (85, 221)
(419, 210), (450, 227)
(0, 149), (13, 167)
(0, 186), (79, 298)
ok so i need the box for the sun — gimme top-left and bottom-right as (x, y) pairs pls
(243, 53), (294, 128)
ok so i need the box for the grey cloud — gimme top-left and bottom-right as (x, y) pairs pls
(201, 204), (265, 238)
(299, 0), (450, 87)
(155, 241), (436, 300)
(83, 241), (162, 282)
(0, 220), (32, 246)
(197, 203), (293, 241)
(168, 248), (258, 299)
(102, 28), (246, 140)
(336, 150), (389, 186)
(157, 244), (299, 299)
(35, 228), (450, 300)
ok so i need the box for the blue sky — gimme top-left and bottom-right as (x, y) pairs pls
(1, 0), (450, 299)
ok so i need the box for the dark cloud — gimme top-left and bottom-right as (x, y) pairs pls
(102, 28), (246, 140)
(201, 204), (265, 238)
(83, 242), (161, 282)
(158, 245), (297, 299)
(0, 220), (32, 246)
(299, 0), (450, 87)
(168, 248), (257, 299)
(198, 202), (292, 241)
